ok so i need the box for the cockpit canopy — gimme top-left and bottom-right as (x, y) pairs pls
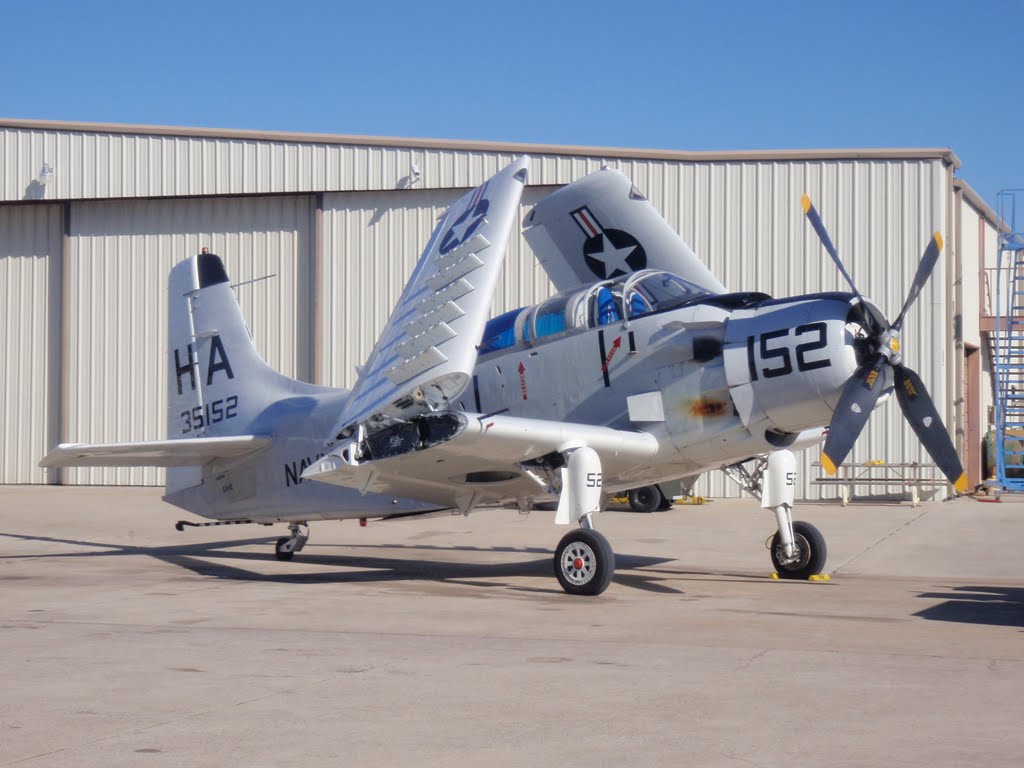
(478, 270), (711, 355)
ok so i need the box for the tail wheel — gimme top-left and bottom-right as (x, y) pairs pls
(274, 537), (295, 562)
(553, 528), (615, 596)
(771, 521), (827, 579)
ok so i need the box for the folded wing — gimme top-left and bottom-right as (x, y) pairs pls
(523, 168), (726, 295)
(323, 156), (530, 450)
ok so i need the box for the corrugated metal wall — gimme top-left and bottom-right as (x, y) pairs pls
(0, 204), (62, 483)
(1, 125), (615, 201)
(0, 121), (966, 499)
(64, 195), (314, 485)
(0, 122), (956, 203)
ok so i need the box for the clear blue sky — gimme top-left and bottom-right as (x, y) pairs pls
(2, 0), (1021, 212)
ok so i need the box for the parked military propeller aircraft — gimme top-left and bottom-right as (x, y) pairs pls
(42, 156), (966, 595)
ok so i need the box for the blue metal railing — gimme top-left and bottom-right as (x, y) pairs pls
(994, 190), (1024, 490)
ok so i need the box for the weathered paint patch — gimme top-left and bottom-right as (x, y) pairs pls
(687, 397), (729, 418)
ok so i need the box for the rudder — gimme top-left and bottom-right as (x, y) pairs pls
(166, 252), (302, 441)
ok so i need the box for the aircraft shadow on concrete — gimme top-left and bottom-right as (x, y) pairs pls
(914, 586), (1024, 629)
(0, 532), (684, 595)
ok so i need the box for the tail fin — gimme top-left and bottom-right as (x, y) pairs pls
(167, 253), (315, 440)
(42, 253), (328, 496)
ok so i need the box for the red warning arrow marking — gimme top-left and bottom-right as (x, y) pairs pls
(518, 361), (528, 400)
(601, 336), (622, 372)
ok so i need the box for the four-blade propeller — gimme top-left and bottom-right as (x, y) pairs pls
(801, 195), (967, 494)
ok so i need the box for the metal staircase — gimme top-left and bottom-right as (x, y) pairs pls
(993, 190), (1024, 490)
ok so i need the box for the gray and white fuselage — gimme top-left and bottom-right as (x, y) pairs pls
(165, 275), (865, 524)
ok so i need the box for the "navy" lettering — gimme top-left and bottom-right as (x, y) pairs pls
(284, 453), (325, 487)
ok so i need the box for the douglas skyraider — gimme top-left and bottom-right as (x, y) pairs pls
(43, 156), (965, 595)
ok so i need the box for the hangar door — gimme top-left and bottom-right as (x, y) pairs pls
(0, 204), (62, 483)
(64, 195), (315, 485)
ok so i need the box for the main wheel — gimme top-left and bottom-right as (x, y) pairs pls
(628, 485), (662, 513)
(770, 521), (827, 579)
(554, 528), (615, 596)
(275, 537), (295, 562)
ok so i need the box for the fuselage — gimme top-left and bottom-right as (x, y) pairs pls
(168, 275), (869, 524)
(458, 286), (863, 484)
(164, 389), (454, 522)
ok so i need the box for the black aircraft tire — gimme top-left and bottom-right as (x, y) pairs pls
(771, 521), (827, 579)
(554, 528), (615, 596)
(628, 485), (662, 513)
(275, 537), (295, 562)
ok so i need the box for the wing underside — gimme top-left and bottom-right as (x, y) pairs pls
(304, 412), (660, 510)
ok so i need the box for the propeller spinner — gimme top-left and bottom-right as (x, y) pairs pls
(801, 195), (967, 494)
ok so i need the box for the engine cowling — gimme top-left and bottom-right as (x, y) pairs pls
(723, 296), (864, 435)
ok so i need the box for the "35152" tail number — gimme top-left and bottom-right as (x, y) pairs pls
(181, 395), (238, 434)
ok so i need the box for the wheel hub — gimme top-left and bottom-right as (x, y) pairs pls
(561, 542), (596, 586)
(776, 533), (810, 571)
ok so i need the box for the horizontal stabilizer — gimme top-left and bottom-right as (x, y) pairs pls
(40, 435), (271, 468)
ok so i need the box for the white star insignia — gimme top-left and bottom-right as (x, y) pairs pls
(443, 206), (487, 252)
(591, 235), (636, 276)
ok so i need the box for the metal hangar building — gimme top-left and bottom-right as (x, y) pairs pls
(0, 119), (1004, 498)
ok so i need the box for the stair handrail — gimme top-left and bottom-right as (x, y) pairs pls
(994, 188), (1024, 488)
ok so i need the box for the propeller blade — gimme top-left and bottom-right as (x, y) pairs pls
(890, 232), (943, 332)
(821, 354), (888, 475)
(893, 364), (967, 493)
(801, 194), (863, 301)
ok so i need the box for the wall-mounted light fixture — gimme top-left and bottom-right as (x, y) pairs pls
(398, 162), (422, 190)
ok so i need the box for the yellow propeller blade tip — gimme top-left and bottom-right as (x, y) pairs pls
(934, 232), (944, 252)
(953, 472), (967, 494)
(821, 453), (837, 475)
(801, 193), (812, 213)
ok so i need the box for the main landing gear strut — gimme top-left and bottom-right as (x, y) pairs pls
(551, 447), (615, 596)
(758, 451), (827, 579)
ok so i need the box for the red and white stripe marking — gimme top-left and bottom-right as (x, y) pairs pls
(571, 206), (602, 238)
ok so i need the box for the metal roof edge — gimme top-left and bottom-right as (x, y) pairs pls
(953, 178), (1008, 233)
(0, 118), (961, 167)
